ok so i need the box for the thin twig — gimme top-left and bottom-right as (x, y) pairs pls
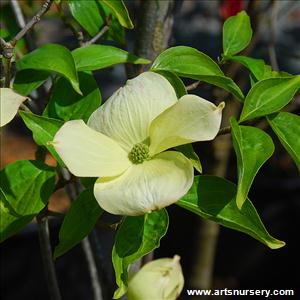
(0, 37), (13, 50)
(0, 39), (14, 86)
(3, 57), (12, 87)
(37, 214), (62, 300)
(217, 126), (231, 136)
(186, 81), (201, 91)
(10, 0), (26, 28)
(83, 16), (112, 47)
(57, 4), (84, 47)
(268, 0), (279, 71)
(61, 171), (105, 300)
(19, 103), (31, 112)
(11, 0), (54, 45)
(82, 237), (103, 300)
(10, 0), (36, 51)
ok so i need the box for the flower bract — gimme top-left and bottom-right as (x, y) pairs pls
(0, 88), (27, 127)
(53, 72), (224, 215)
(126, 255), (184, 300)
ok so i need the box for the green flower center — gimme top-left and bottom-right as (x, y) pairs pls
(128, 143), (150, 164)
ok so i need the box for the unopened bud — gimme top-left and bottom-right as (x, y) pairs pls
(126, 255), (184, 300)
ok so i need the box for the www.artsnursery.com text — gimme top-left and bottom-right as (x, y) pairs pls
(186, 288), (294, 297)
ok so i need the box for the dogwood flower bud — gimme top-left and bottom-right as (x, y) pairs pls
(126, 255), (184, 300)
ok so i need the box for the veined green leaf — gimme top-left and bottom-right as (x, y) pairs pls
(44, 72), (101, 123)
(100, 0), (133, 29)
(72, 45), (150, 71)
(223, 55), (265, 81)
(112, 209), (168, 298)
(13, 69), (49, 96)
(54, 188), (103, 258)
(68, 0), (103, 36)
(20, 112), (64, 166)
(230, 118), (274, 208)
(177, 175), (285, 249)
(152, 46), (223, 76)
(240, 76), (300, 122)
(264, 65), (293, 79)
(16, 44), (81, 94)
(0, 188), (33, 243)
(152, 46), (244, 101)
(0, 160), (55, 242)
(223, 11), (252, 56)
(267, 112), (300, 171)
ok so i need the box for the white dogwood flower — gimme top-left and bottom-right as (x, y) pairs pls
(126, 255), (184, 300)
(53, 72), (224, 216)
(0, 88), (27, 127)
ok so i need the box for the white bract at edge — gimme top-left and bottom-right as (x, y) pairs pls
(53, 72), (224, 216)
(0, 88), (28, 127)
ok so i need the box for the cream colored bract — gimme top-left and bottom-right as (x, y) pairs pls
(126, 255), (184, 300)
(53, 72), (224, 216)
(0, 88), (27, 127)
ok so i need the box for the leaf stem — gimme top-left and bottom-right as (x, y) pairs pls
(83, 15), (112, 47)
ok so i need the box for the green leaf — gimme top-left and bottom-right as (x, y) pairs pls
(68, 0), (103, 36)
(177, 175), (285, 249)
(240, 76), (300, 122)
(80, 177), (97, 189)
(100, 0), (133, 29)
(175, 144), (202, 173)
(224, 56), (265, 81)
(19, 112), (64, 166)
(152, 46), (223, 75)
(54, 188), (103, 258)
(152, 46), (244, 101)
(72, 45), (150, 71)
(230, 118), (274, 208)
(13, 69), (49, 96)
(112, 209), (168, 298)
(0, 160), (55, 242)
(223, 11), (252, 56)
(44, 72), (101, 122)
(267, 112), (300, 171)
(16, 44), (81, 94)
(97, 2), (125, 44)
(154, 70), (187, 98)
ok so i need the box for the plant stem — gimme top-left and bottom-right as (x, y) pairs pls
(83, 16), (112, 47)
(82, 237), (103, 300)
(61, 170), (105, 300)
(3, 57), (11, 87)
(37, 215), (62, 300)
(10, 0), (36, 51)
(11, 0), (54, 45)
(134, 0), (175, 63)
(217, 125), (231, 136)
(268, 0), (279, 71)
(186, 81), (201, 91)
